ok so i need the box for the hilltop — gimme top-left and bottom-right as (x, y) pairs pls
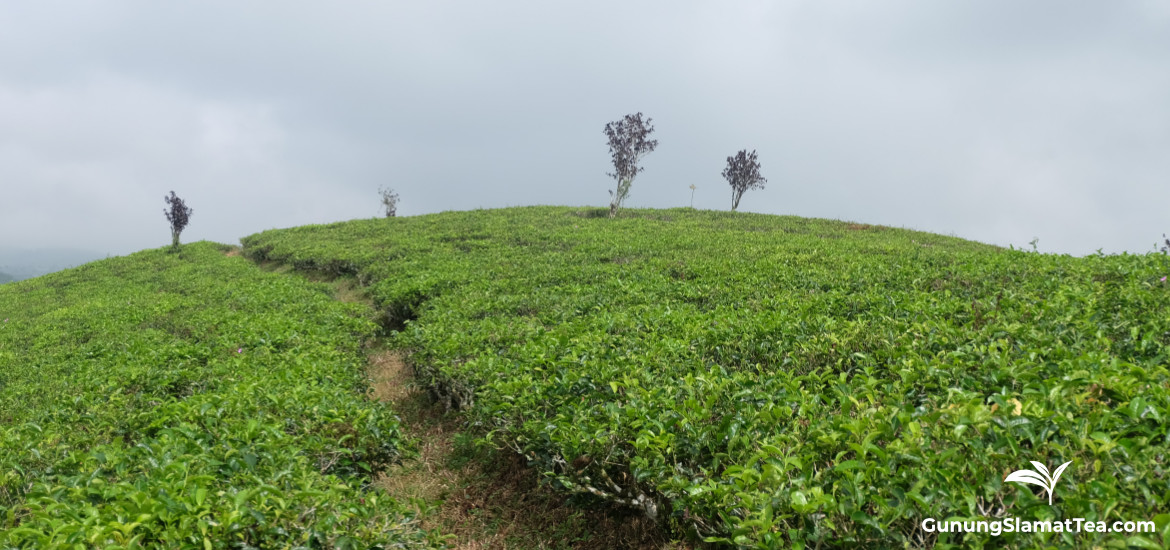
(243, 206), (1169, 547)
(2, 206), (1167, 548)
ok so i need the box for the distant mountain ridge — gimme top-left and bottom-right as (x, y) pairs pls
(0, 247), (105, 282)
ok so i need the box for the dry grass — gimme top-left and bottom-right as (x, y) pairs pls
(253, 259), (295, 275)
(369, 349), (694, 550)
(331, 277), (370, 306)
(845, 222), (887, 231)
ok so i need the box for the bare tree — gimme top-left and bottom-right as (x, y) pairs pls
(163, 191), (193, 250)
(379, 186), (400, 217)
(604, 112), (658, 217)
(722, 149), (767, 211)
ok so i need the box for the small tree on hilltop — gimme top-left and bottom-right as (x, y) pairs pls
(379, 186), (400, 217)
(722, 149), (767, 211)
(163, 191), (193, 250)
(604, 112), (658, 217)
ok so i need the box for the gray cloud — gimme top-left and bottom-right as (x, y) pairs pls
(2, 1), (1168, 257)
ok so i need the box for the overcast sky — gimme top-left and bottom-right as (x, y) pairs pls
(2, 1), (1168, 258)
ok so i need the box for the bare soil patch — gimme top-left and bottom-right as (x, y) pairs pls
(368, 349), (691, 550)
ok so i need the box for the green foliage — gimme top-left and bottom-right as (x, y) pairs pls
(242, 206), (1170, 548)
(0, 242), (440, 548)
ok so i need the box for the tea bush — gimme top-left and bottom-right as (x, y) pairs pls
(0, 242), (439, 548)
(239, 206), (1167, 548)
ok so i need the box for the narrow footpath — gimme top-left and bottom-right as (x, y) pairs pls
(367, 347), (682, 549)
(246, 255), (691, 549)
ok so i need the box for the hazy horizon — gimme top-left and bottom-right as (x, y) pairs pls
(3, 1), (1168, 258)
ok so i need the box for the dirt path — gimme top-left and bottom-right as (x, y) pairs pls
(367, 348), (687, 549)
(237, 259), (692, 548)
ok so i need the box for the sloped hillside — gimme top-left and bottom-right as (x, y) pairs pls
(243, 206), (1170, 548)
(0, 243), (439, 548)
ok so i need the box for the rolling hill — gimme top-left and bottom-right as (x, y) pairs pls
(0, 243), (437, 548)
(2, 206), (1167, 548)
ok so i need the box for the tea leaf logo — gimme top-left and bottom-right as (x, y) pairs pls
(1005, 460), (1072, 505)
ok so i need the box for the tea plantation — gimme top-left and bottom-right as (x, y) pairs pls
(241, 206), (1170, 548)
(0, 243), (440, 548)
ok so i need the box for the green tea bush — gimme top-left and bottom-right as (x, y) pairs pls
(242, 207), (1170, 548)
(0, 243), (439, 548)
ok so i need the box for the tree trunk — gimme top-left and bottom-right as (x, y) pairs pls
(609, 178), (631, 218)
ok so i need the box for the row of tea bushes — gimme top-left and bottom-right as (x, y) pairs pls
(0, 242), (440, 548)
(243, 207), (1170, 548)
